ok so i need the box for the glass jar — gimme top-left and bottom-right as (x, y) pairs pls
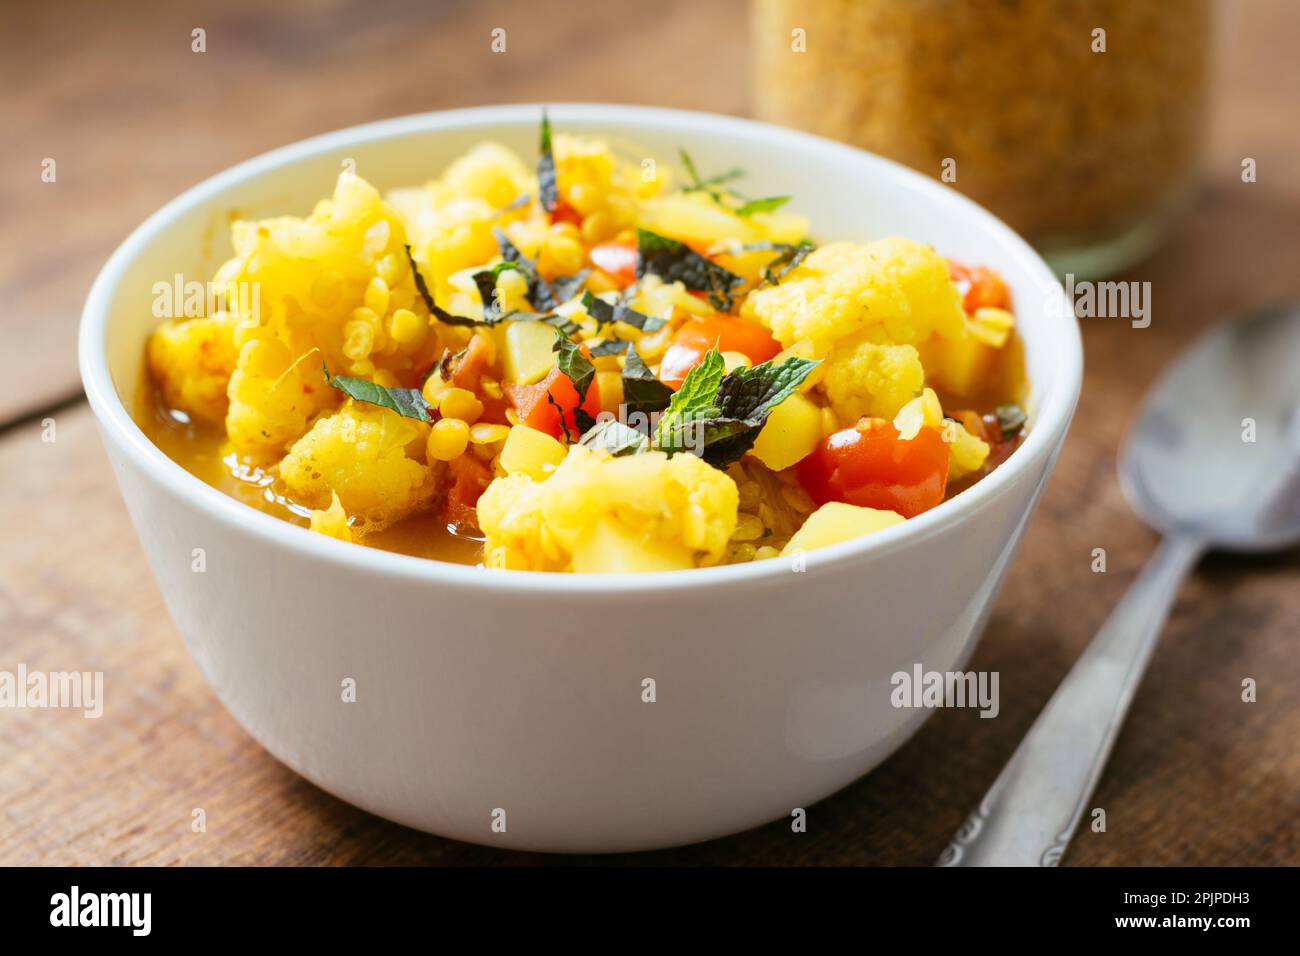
(751, 0), (1215, 278)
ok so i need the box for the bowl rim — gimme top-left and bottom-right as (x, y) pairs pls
(79, 102), (1081, 595)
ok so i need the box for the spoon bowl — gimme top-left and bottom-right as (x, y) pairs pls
(1121, 302), (1300, 551)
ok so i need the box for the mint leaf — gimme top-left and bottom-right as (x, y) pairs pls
(715, 356), (820, 422)
(538, 110), (557, 213)
(406, 244), (436, 312)
(578, 418), (649, 457)
(581, 290), (664, 333)
(473, 268), (506, 322)
(536, 312), (582, 337)
(700, 356), (820, 466)
(676, 150), (791, 221)
(621, 344), (675, 419)
(737, 239), (815, 286)
(547, 390), (575, 443)
(493, 228), (557, 311)
(552, 330), (595, 404)
(678, 147), (744, 203)
(635, 229), (743, 311)
(763, 240), (813, 284)
(995, 403), (1027, 438)
(498, 192), (531, 214)
(734, 195), (791, 217)
(549, 267), (591, 304)
(589, 337), (630, 356)
(323, 364), (432, 423)
(647, 351), (820, 466)
(652, 348), (725, 452)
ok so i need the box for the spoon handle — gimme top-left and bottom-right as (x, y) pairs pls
(937, 534), (1204, 866)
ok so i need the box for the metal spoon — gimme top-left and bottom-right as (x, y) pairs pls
(938, 303), (1300, 867)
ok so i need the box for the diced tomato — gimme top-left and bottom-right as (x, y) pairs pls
(503, 365), (602, 441)
(588, 241), (639, 288)
(659, 315), (782, 389)
(550, 199), (583, 226)
(948, 260), (1011, 314)
(443, 454), (493, 532)
(796, 420), (950, 518)
(948, 408), (992, 444)
(451, 332), (494, 389)
(478, 394), (512, 425)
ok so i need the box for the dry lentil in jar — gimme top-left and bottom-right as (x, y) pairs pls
(751, 0), (1215, 275)
(139, 112), (1029, 574)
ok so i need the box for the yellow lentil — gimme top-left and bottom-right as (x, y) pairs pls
(427, 418), (470, 461)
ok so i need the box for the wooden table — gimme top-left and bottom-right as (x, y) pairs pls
(2, 0), (1297, 866)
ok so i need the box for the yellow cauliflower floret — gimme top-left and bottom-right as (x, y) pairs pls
(229, 172), (410, 316)
(554, 134), (619, 212)
(439, 142), (533, 209)
(477, 446), (739, 573)
(225, 338), (331, 461)
(403, 196), (503, 304)
(279, 402), (440, 534)
(222, 171), (435, 383)
(822, 336), (925, 422)
(741, 237), (966, 356)
(945, 421), (991, 481)
(309, 491), (353, 543)
(146, 312), (239, 425)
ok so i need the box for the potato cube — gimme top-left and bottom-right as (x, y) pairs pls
(782, 502), (905, 555)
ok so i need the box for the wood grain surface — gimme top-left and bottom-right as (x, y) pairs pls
(1, 0), (1297, 866)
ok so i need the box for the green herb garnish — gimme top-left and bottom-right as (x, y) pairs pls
(473, 269), (507, 323)
(734, 195), (791, 217)
(578, 419), (649, 457)
(995, 403), (1027, 438)
(413, 241), (584, 333)
(549, 325), (599, 440)
(539, 312), (582, 338)
(647, 348), (820, 466)
(651, 348), (727, 453)
(698, 354), (820, 466)
(556, 330), (600, 431)
(677, 149), (790, 219)
(738, 239), (816, 286)
(764, 240), (814, 284)
(494, 228), (557, 311)
(550, 267), (591, 305)
(538, 110), (557, 213)
(621, 344), (675, 419)
(581, 290), (664, 333)
(323, 363), (432, 423)
(498, 192), (531, 214)
(548, 391), (575, 443)
(678, 147), (744, 203)
(427, 283), (576, 337)
(406, 244), (436, 312)
(589, 337), (630, 357)
(635, 228), (743, 311)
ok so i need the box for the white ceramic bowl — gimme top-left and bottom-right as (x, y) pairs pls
(80, 104), (1081, 853)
